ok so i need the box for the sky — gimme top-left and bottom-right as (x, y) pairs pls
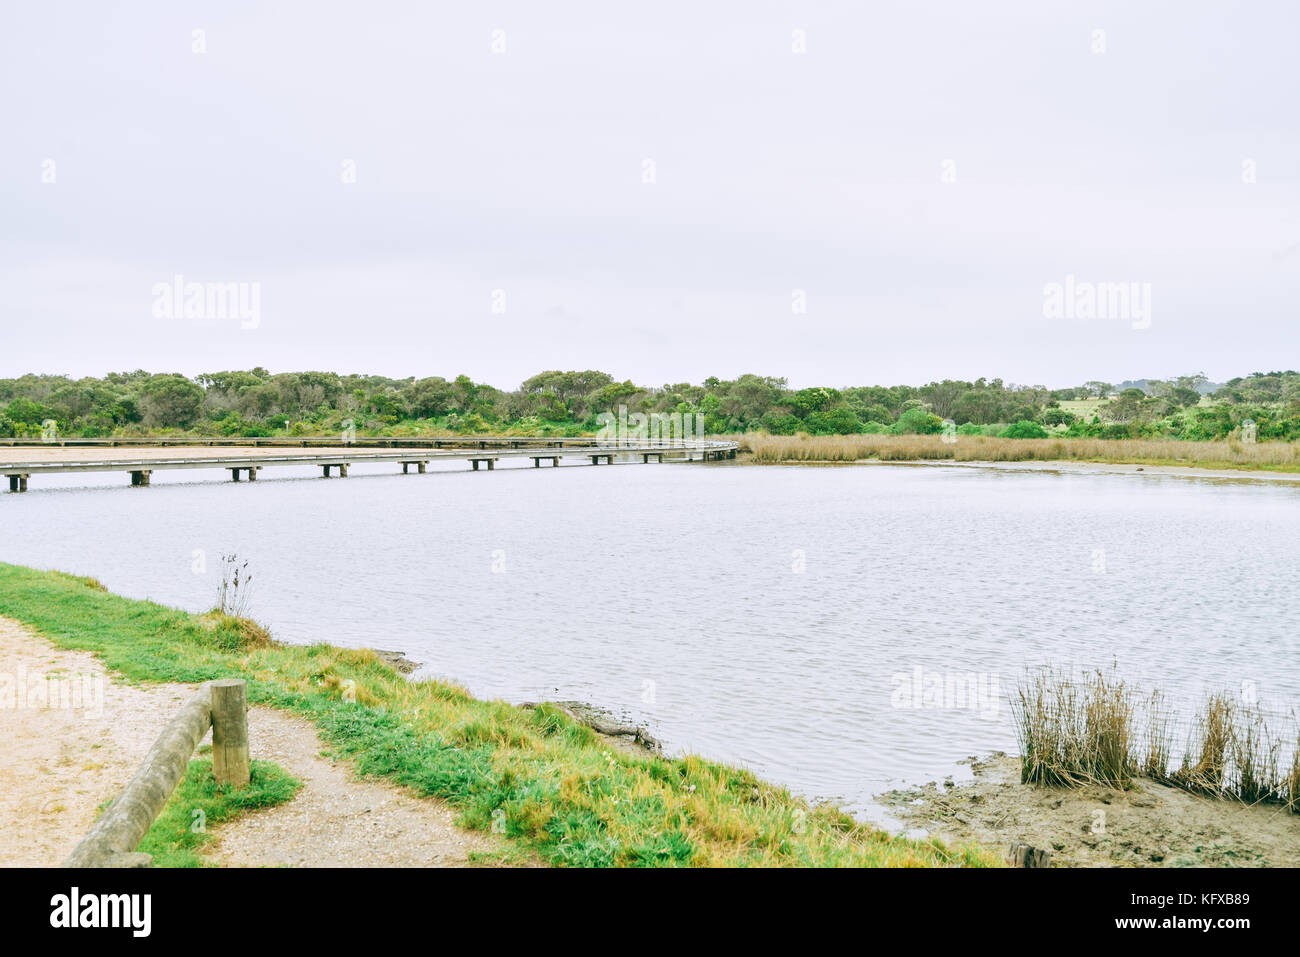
(1, 1), (1297, 391)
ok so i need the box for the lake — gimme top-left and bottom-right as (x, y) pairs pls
(3, 458), (1298, 820)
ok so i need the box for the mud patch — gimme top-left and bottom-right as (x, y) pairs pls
(878, 753), (1300, 867)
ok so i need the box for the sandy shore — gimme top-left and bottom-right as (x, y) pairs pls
(0, 617), (507, 867)
(878, 753), (1300, 867)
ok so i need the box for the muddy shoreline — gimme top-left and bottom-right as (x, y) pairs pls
(747, 456), (1300, 484)
(877, 753), (1300, 867)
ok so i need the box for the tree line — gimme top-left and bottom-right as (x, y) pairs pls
(2, 368), (1297, 441)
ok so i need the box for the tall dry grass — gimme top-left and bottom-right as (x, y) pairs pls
(1288, 731), (1300, 814)
(1013, 668), (1135, 788)
(738, 432), (1300, 471)
(1017, 669), (1299, 811)
(1142, 690), (1174, 782)
(1170, 694), (1234, 795)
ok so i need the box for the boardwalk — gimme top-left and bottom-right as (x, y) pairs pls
(0, 438), (739, 492)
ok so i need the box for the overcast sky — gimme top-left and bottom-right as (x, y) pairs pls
(2, 2), (1296, 390)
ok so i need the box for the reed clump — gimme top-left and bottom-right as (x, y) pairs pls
(1013, 668), (1135, 788)
(1287, 732), (1300, 815)
(1016, 668), (1298, 811)
(1169, 694), (1234, 795)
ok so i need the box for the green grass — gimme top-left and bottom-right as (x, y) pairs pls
(0, 563), (1002, 868)
(134, 757), (301, 867)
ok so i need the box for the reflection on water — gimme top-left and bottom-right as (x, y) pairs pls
(3, 459), (1298, 819)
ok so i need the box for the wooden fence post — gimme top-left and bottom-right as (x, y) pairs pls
(211, 679), (250, 788)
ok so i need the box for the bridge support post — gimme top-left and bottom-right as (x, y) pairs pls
(130, 470), (151, 487)
(418, 461), (427, 473)
(247, 467), (259, 481)
(8, 474), (29, 493)
(230, 468), (242, 482)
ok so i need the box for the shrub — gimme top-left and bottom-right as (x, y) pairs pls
(893, 408), (944, 435)
(1000, 420), (1049, 439)
(760, 412), (801, 435)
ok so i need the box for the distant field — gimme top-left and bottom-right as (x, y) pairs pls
(1060, 395), (1218, 423)
(1059, 399), (1105, 421)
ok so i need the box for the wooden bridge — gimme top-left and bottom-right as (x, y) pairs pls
(0, 436), (739, 492)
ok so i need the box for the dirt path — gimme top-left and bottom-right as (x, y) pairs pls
(878, 753), (1300, 867)
(0, 617), (507, 867)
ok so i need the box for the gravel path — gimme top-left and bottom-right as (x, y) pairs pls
(0, 617), (510, 867)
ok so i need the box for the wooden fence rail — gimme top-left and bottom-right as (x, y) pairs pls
(64, 678), (250, 868)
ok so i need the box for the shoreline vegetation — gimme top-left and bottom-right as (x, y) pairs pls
(0, 564), (1001, 868)
(737, 433), (1300, 473)
(1013, 668), (1298, 811)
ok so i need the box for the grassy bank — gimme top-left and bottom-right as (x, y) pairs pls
(0, 564), (999, 867)
(739, 433), (1300, 472)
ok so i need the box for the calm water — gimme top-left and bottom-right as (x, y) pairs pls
(3, 459), (1298, 819)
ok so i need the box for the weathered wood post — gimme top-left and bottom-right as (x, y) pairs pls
(210, 679), (250, 788)
(1008, 842), (1052, 867)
